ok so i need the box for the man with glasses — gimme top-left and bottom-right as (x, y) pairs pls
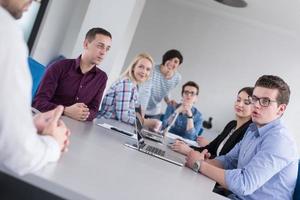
(161, 81), (202, 140)
(33, 28), (112, 121)
(185, 75), (298, 199)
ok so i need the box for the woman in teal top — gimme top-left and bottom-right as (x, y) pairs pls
(162, 81), (202, 140)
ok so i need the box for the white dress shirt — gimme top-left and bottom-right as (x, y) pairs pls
(0, 7), (60, 175)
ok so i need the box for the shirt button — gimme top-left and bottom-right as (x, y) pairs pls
(80, 85), (83, 88)
(76, 97), (79, 101)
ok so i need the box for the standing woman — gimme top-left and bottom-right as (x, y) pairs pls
(172, 87), (253, 158)
(99, 53), (153, 125)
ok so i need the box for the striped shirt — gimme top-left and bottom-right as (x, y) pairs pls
(138, 65), (181, 115)
(99, 77), (138, 125)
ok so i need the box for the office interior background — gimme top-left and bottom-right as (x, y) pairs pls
(24, 0), (300, 153)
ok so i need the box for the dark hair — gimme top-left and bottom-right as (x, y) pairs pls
(162, 49), (183, 65)
(85, 27), (112, 42)
(255, 75), (290, 105)
(238, 87), (254, 97)
(181, 81), (199, 95)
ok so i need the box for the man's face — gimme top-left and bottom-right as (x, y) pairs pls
(1, 0), (32, 19)
(182, 85), (198, 105)
(83, 34), (112, 65)
(251, 86), (286, 127)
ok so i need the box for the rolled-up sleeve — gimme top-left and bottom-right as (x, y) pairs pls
(215, 140), (241, 170)
(224, 133), (296, 196)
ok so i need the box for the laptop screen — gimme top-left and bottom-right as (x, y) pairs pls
(135, 109), (145, 148)
(134, 106), (178, 135)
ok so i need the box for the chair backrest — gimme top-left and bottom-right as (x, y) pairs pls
(294, 160), (300, 200)
(28, 57), (45, 100)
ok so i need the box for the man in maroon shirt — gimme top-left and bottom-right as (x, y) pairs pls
(33, 27), (112, 121)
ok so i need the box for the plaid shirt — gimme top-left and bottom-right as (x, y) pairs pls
(99, 78), (137, 125)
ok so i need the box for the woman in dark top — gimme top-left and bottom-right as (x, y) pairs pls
(171, 87), (253, 158)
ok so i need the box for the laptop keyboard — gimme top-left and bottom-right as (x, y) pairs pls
(145, 145), (166, 156)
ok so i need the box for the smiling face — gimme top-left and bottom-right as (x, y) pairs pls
(160, 57), (180, 79)
(1, 0), (32, 19)
(83, 33), (112, 65)
(251, 86), (286, 127)
(234, 91), (252, 119)
(133, 58), (153, 83)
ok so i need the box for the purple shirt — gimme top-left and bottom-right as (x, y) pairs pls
(32, 56), (107, 121)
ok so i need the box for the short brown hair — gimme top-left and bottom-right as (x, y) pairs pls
(181, 81), (199, 95)
(85, 27), (112, 42)
(255, 75), (290, 105)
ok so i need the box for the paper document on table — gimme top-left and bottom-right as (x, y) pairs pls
(166, 132), (199, 147)
(97, 123), (137, 139)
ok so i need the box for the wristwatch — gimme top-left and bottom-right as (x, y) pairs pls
(192, 160), (201, 173)
(187, 114), (193, 119)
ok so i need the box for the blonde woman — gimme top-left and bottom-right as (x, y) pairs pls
(99, 53), (153, 125)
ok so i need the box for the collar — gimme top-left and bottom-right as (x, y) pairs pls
(248, 117), (282, 137)
(75, 55), (97, 74)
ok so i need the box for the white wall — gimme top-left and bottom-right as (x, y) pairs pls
(71, 0), (146, 87)
(30, 0), (87, 64)
(31, 0), (145, 87)
(125, 0), (300, 150)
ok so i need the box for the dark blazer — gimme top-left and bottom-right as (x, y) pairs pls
(192, 119), (252, 158)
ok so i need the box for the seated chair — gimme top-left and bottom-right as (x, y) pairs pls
(294, 160), (300, 200)
(28, 57), (45, 100)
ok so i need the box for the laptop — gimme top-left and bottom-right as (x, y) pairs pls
(125, 112), (185, 166)
(135, 107), (179, 143)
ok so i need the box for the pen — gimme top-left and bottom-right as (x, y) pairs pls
(110, 127), (133, 136)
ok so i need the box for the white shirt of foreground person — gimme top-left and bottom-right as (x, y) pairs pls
(0, 7), (60, 175)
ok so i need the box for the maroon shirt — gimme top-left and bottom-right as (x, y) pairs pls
(32, 56), (107, 121)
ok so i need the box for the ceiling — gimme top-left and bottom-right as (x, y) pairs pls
(171, 0), (300, 38)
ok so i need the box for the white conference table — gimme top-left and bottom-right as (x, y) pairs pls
(1, 117), (227, 200)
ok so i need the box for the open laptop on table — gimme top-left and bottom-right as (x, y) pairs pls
(125, 112), (185, 167)
(135, 107), (179, 143)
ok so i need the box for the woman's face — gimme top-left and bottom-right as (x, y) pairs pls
(234, 91), (252, 118)
(133, 58), (153, 83)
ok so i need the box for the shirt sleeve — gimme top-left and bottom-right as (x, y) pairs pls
(223, 133), (297, 196)
(87, 74), (107, 121)
(162, 105), (175, 128)
(0, 24), (60, 176)
(32, 62), (62, 112)
(114, 80), (136, 125)
(182, 109), (202, 140)
(215, 139), (241, 170)
(138, 79), (152, 111)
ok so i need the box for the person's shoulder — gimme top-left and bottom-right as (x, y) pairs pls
(192, 106), (202, 116)
(169, 71), (181, 84)
(115, 77), (134, 87)
(47, 58), (74, 70)
(228, 120), (237, 127)
(95, 67), (108, 79)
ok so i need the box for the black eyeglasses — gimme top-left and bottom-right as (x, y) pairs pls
(183, 90), (198, 97)
(249, 95), (277, 107)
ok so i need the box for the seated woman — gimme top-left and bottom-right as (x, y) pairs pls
(161, 81), (202, 140)
(171, 87), (253, 159)
(98, 53), (153, 125)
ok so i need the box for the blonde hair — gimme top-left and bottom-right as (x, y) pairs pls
(120, 53), (154, 84)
